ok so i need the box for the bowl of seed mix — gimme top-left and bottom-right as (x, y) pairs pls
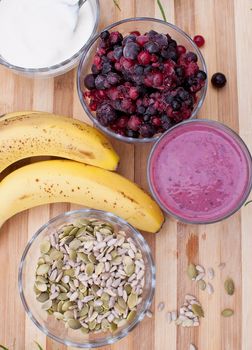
(18, 209), (155, 348)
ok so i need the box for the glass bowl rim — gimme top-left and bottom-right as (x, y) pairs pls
(18, 208), (156, 348)
(0, 0), (100, 75)
(77, 16), (208, 144)
(147, 118), (252, 224)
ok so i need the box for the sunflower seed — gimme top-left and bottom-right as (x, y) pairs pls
(206, 282), (214, 295)
(171, 311), (177, 321)
(166, 312), (172, 323)
(207, 267), (215, 280)
(196, 265), (205, 273)
(146, 310), (153, 318)
(196, 272), (205, 281)
(189, 344), (197, 350)
(157, 301), (165, 312)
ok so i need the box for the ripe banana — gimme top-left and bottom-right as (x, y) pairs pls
(0, 160), (164, 232)
(0, 111), (119, 172)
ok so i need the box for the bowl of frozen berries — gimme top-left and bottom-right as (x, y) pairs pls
(77, 17), (207, 142)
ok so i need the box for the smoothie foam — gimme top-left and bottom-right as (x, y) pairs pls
(149, 120), (252, 223)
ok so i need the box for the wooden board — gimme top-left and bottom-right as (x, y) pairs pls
(0, 0), (252, 349)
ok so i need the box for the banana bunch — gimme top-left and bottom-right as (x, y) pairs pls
(0, 111), (119, 172)
(0, 111), (164, 232)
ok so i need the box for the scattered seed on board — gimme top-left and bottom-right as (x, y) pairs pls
(198, 280), (206, 291)
(218, 262), (226, 270)
(146, 310), (153, 318)
(224, 277), (235, 296)
(187, 263), (198, 280)
(207, 267), (215, 280)
(206, 282), (214, 295)
(166, 312), (172, 323)
(171, 311), (177, 321)
(157, 301), (165, 312)
(196, 265), (205, 273)
(34, 218), (146, 334)
(195, 272), (205, 282)
(221, 308), (234, 317)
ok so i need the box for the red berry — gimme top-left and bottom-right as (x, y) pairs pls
(89, 101), (97, 111)
(94, 55), (101, 66)
(193, 35), (205, 48)
(152, 117), (162, 127)
(176, 45), (186, 56)
(128, 115), (142, 131)
(137, 51), (151, 65)
(116, 116), (129, 128)
(136, 35), (149, 46)
(130, 31), (141, 36)
(129, 86), (139, 100)
(120, 57), (134, 70)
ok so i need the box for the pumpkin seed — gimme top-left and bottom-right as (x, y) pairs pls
(95, 262), (104, 276)
(127, 293), (138, 309)
(221, 308), (234, 317)
(64, 310), (74, 319)
(81, 327), (89, 334)
(50, 249), (63, 261)
(64, 268), (75, 277)
(62, 301), (74, 312)
(37, 292), (49, 303)
(198, 280), (206, 291)
(187, 263), (198, 280)
(118, 297), (127, 310)
(36, 276), (48, 284)
(57, 300), (64, 312)
(41, 299), (52, 311)
(68, 319), (82, 329)
(36, 264), (50, 275)
(54, 312), (64, 320)
(77, 252), (89, 263)
(69, 239), (82, 250)
(79, 305), (89, 317)
(127, 310), (137, 323)
(88, 253), (96, 263)
(109, 322), (117, 332)
(69, 249), (77, 261)
(86, 263), (94, 276)
(191, 304), (204, 318)
(125, 263), (135, 276)
(35, 282), (47, 292)
(58, 293), (68, 301)
(40, 240), (51, 254)
(88, 320), (97, 330)
(224, 278), (235, 296)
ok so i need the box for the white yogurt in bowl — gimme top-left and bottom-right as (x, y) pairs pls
(0, 0), (99, 76)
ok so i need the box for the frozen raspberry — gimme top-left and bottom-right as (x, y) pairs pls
(128, 115), (142, 131)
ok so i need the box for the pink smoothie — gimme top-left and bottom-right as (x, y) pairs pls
(149, 120), (252, 223)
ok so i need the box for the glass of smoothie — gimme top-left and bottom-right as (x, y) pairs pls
(147, 119), (252, 224)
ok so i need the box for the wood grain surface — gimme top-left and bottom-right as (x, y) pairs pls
(0, 1), (252, 349)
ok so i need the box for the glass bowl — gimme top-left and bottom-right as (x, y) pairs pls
(147, 119), (252, 224)
(18, 209), (155, 348)
(0, 0), (99, 78)
(77, 17), (207, 143)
